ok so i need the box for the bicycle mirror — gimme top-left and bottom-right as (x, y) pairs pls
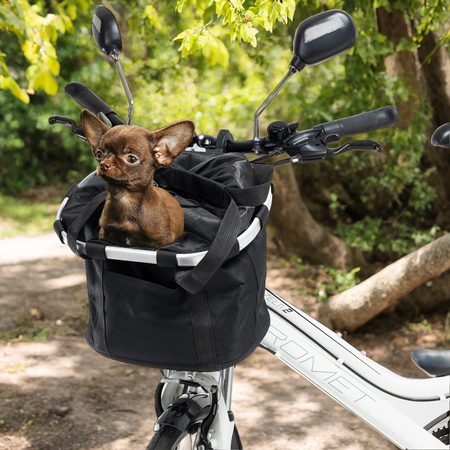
(91, 5), (134, 125)
(290, 10), (357, 70)
(92, 5), (123, 59)
(431, 123), (450, 148)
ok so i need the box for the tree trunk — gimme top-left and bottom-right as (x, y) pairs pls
(397, 270), (450, 317)
(318, 233), (450, 332)
(377, 7), (423, 128)
(270, 163), (369, 273)
(418, 30), (450, 229)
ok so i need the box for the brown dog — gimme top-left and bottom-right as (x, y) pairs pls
(81, 109), (195, 248)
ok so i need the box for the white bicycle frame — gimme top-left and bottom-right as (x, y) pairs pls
(159, 287), (450, 450)
(261, 288), (450, 449)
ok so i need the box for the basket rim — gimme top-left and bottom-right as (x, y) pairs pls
(56, 171), (272, 267)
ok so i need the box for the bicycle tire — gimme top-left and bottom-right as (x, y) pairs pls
(147, 424), (243, 450)
(147, 425), (194, 450)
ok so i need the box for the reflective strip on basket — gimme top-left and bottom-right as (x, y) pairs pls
(56, 197), (69, 221)
(77, 171), (97, 188)
(63, 187), (272, 267)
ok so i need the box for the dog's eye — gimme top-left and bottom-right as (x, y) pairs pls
(127, 155), (138, 164)
(96, 150), (103, 160)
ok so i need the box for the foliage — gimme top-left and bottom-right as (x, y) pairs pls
(404, 318), (432, 332)
(316, 266), (361, 301)
(0, 0), (91, 102)
(0, 0), (449, 266)
(174, 0), (297, 54)
(0, 314), (50, 343)
(292, 1), (450, 260)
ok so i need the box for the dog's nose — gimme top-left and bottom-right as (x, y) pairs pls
(100, 161), (111, 171)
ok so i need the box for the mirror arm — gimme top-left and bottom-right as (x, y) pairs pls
(110, 50), (134, 125)
(252, 65), (301, 152)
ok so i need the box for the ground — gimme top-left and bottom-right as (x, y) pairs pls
(1, 233), (449, 449)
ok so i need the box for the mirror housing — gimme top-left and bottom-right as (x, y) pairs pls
(290, 10), (357, 70)
(92, 5), (122, 58)
(431, 123), (450, 148)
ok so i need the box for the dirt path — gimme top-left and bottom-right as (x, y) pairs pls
(1, 233), (446, 449)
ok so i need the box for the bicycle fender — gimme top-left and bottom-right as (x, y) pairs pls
(156, 393), (211, 432)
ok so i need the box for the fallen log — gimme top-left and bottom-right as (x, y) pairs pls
(318, 233), (450, 332)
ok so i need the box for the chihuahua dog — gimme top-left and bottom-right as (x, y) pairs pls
(81, 109), (195, 248)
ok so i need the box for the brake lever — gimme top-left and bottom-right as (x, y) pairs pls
(269, 140), (383, 166)
(327, 140), (382, 156)
(48, 115), (87, 142)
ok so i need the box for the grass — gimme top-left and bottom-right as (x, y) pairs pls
(0, 315), (50, 343)
(0, 193), (59, 237)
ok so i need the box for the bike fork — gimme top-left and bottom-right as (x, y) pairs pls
(156, 368), (239, 449)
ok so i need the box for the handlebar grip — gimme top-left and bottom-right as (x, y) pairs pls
(64, 82), (125, 126)
(313, 106), (399, 142)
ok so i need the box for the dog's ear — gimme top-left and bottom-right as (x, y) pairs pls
(81, 109), (111, 152)
(151, 120), (195, 167)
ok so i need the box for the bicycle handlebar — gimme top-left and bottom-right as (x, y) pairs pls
(65, 82), (125, 126)
(312, 106), (399, 143)
(52, 84), (398, 165)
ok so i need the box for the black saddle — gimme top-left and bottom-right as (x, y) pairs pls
(411, 349), (450, 377)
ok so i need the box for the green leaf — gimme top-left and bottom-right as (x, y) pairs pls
(203, 36), (229, 68)
(176, 0), (187, 13)
(26, 65), (58, 95)
(395, 37), (417, 52)
(174, 21), (213, 56)
(142, 5), (160, 28)
(373, 0), (390, 8)
(236, 23), (258, 46)
(173, 29), (191, 41)
(0, 5), (25, 34)
(0, 75), (29, 103)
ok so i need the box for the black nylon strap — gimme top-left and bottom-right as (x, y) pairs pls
(255, 204), (270, 225)
(85, 259), (109, 355)
(156, 250), (178, 268)
(53, 220), (65, 244)
(67, 191), (107, 257)
(85, 241), (107, 260)
(226, 164), (273, 206)
(185, 287), (218, 368)
(158, 163), (273, 208)
(176, 197), (241, 294)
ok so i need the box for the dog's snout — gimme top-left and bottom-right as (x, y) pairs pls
(100, 161), (111, 171)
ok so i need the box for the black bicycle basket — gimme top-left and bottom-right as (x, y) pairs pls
(54, 150), (273, 371)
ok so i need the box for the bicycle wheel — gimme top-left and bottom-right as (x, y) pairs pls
(147, 424), (242, 450)
(147, 425), (198, 450)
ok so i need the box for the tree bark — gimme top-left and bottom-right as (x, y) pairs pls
(377, 7), (423, 128)
(417, 30), (450, 228)
(397, 270), (450, 317)
(318, 233), (450, 332)
(270, 163), (369, 273)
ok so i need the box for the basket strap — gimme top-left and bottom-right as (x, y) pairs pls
(226, 163), (274, 206)
(185, 288), (218, 368)
(175, 196), (241, 294)
(67, 191), (107, 257)
(157, 162), (273, 208)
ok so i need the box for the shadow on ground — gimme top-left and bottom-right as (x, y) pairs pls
(3, 233), (440, 449)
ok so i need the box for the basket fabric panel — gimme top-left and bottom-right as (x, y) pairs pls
(85, 227), (269, 371)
